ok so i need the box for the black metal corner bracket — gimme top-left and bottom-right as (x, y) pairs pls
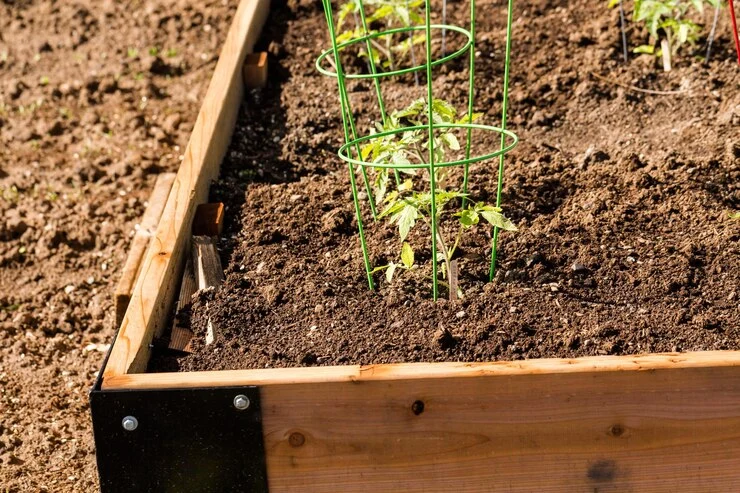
(90, 384), (268, 492)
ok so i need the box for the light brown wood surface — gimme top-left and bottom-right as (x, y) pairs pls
(104, 351), (740, 491)
(114, 172), (175, 327)
(192, 236), (225, 289)
(103, 0), (270, 379)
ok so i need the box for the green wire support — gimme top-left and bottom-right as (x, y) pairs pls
(489, 0), (515, 282)
(322, 1), (379, 222)
(356, 0), (401, 187)
(318, 0), (518, 298)
(423, 0), (439, 300)
(461, 0), (476, 208)
(321, 0), (375, 289)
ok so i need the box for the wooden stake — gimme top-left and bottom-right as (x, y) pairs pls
(191, 236), (225, 345)
(192, 236), (225, 289)
(166, 257), (197, 352)
(114, 173), (176, 327)
(243, 52), (268, 88)
(661, 39), (672, 72)
(448, 259), (459, 301)
(192, 203), (225, 237)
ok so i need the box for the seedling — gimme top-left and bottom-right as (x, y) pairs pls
(337, 0), (424, 70)
(363, 98), (516, 296)
(631, 0), (719, 70)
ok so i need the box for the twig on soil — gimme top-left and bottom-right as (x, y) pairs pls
(588, 72), (689, 96)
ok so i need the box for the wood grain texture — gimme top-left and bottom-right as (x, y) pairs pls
(192, 236), (224, 289)
(166, 257), (196, 352)
(114, 173), (176, 327)
(103, 0), (270, 379)
(103, 351), (740, 491)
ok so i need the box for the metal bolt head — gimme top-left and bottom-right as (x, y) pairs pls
(122, 416), (138, 431)
(233, 394), (250, 411)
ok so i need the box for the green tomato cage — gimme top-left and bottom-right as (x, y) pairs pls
(317, 0), (517, 300)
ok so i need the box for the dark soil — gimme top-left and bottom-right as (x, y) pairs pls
(0, 1), (236, 490)
(150, 0), (739, 374)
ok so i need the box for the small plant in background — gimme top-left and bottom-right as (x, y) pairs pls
(631, 0), (720, 70)
(337, 0), (425, 70)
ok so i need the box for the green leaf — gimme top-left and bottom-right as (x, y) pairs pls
(385, 262), (397, 283)
(361, 142), (375, 161)
(398, 204), (418, 241)
(441, 132), (460, 151)
(398, 179), (414, 191)
(391, 150), (411, 166)
(374, 168), (389, 205)
(458, 208), (479, 228)
(401, 242), (414, 269)
(677, 22), (689, 45)
(633, 44), (655, 54)
(607, 0), (620, 8)
(431, 98), (457, 122)
(479, 207), (517, 231)
(456, 112), (483, 124)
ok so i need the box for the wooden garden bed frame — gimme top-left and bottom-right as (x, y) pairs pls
(97, 0), (740, 490)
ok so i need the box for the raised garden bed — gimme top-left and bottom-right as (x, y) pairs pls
(91, 0), (740, 491)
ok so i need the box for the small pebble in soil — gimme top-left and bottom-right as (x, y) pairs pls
(64, 285), (75, 294)
(571, 262), (589, 274)
(456, 310), (466, 319)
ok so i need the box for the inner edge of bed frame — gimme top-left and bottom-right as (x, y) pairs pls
(101, 0), (740, 392)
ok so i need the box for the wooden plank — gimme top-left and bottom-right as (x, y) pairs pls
(103, 351), (740, 390)
(114, 172), (176, 327)
(192, 236), (225, 289)
(191, 235), (224, 345)
(192, 202), (225, 236)
(243, 51), (268, 88)
(102, 351), (740, 491)
(103, 0), (270, 379)
(166, 257), (196, 352)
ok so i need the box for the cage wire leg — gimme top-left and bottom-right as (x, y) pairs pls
(461, 0), (476, 207)
(423, 0), (440, 300)
(356, 0), (401, 186)
(322, 1), (379, 221)
(322, 0), (375, 289)
(489, 0), (515, 281)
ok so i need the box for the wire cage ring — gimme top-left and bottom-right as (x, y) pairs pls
(316, 24), (473, 79)
(337, 123), (519, 170)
